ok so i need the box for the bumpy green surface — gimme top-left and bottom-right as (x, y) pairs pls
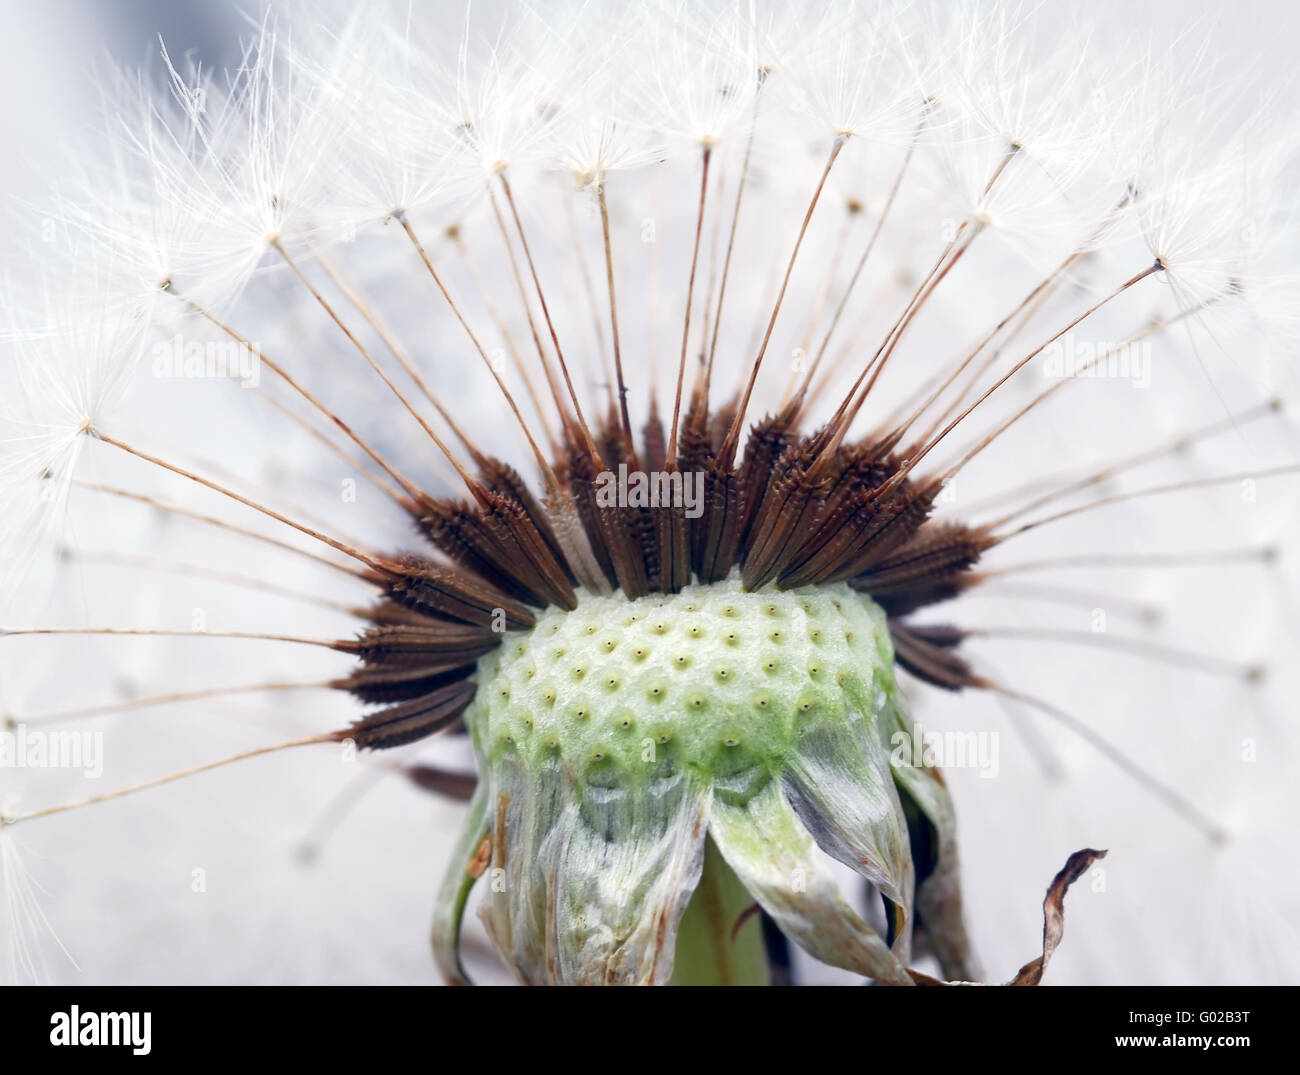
(468, 575), (898, 806)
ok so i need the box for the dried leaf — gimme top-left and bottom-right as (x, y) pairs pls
(1010, 847), (1107, 986)
(906, 847), (1107, 986)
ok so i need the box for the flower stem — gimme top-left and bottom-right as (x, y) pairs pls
(671, 837), (770, 986)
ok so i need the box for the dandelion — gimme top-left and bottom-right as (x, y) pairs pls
(0, 0), (1297, 986)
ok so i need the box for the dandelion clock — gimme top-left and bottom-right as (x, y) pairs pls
(1, 0), (1298, 991)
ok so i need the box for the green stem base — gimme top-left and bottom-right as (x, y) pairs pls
(670, 837), (771, 986)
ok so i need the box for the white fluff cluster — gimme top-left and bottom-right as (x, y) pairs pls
(1, 0), (1298, 985)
